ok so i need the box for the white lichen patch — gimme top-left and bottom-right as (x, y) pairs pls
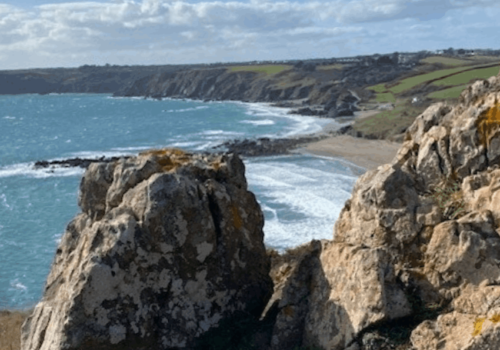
(109, 324), (127, 344)
(196, 242), (213, 262)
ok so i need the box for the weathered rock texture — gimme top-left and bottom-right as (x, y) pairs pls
(264, 75), (500, 349)
(21, 149), (273, 350)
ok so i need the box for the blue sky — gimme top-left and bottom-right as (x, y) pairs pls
(0, 0), (499, 69)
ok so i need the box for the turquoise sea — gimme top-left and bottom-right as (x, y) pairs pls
(0, 94), (361, 309)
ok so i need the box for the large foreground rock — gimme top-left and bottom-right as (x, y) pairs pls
(21, 149), (273, 350)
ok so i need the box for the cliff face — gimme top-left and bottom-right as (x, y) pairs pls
(21, 150), (272, 350)
(114, 65), (406, 117)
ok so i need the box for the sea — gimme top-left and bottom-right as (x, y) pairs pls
(0, 93), (363, 309)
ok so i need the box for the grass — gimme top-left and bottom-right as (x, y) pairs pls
(432, 65), (500, 86)
(388, 65), (478, 94)
(430, 179), (465, 220)
(428, 84), (468, 99)
(419, 56), (472, 67)
(373, 92), (396, 103)
(367, 83), (388, 93)
(352, 101), (426, 139)
(0, 310), (30, 350)
(228, 65), (292, 75)
(317, 64), (344, 71)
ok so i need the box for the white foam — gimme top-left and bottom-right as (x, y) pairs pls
(69, 150), (133, 159)
(110, 146), (152, 152)
(9, 279), (27, 292)
(240, 119), (275, 126)
(168, 141), (205, 148)
(245, 156), (357, 250)
(163, 106), (209, 113)
(240, 102), (337, 137)
(3, 116), (15, 120)
(0, 162), (85, 179)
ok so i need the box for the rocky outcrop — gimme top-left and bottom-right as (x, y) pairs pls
(259, 75), (500, 349)
(21, 149), (273, 350)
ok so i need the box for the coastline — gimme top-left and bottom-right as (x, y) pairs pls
(292, 108), (403, 171)
(299, 134), (401, 170)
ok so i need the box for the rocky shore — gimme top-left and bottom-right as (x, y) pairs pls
(17, 74), (500, 350)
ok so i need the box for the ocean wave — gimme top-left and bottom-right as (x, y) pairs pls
(240, 119), (275, 126)
(9, 279), (27, 292)
(0, 162), (85, 179)
(163, 106), (209, 113)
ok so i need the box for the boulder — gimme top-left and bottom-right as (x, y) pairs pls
(267, 240), (411, 350)
(21, 149), (273, 350)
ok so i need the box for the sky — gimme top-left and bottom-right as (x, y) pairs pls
(0, 0), (499, 69)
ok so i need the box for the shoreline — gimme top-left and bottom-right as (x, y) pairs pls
(299, 134), (401, 170)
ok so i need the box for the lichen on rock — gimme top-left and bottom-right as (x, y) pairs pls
(21, 150), (272, 350)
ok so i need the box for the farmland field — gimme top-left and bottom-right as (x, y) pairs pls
(428, 84), (468, 99)
(228, 64), (292, 75)
(432, 65), (500, 86)
(420, 56), (472, 66)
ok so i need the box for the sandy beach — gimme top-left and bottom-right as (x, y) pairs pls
(301, 135), (402, 170)
(298, 107), (403, 170)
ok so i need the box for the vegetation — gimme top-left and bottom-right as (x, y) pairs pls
(419, 56), (472, 67)
(431, 179), (465, 220)
(0, 310), (30, 350)
(352, 100), (426, 140)
(432, 65), (500, 87)
(428, 84), (468, 99)
(228, 65), (292, 75)
(317, 64), (344, 71)
(387, 65), (479, 94)
(373, 92), (396, 103)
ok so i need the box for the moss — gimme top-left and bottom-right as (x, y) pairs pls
(472, 317), (486, 337)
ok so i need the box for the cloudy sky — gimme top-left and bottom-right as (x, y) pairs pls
(0, 0), (499, 69)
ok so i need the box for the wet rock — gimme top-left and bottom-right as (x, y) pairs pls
(214, 135), (327, 157)
(34, 156), (127, 169)
(21, 149), (273, 350)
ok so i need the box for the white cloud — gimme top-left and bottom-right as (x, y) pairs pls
(0, 0), (499, 69)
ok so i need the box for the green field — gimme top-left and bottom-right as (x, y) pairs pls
(228, 65), (292, 75)
(428, 85), (468, 99)
(420, 56), (472, 67)
(317, 64), (344, 71)
(353, 101), (425, 140)
(368, 83), (388, 93)
(432, 65), (500, 86)
(374, 92), (396, 103)
(388, 65), (479, 94)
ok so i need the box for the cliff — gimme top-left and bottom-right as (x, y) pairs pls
(113, 63), (409, 118)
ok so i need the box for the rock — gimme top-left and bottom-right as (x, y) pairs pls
(267, 240), (411, 350)
(262, 75), (500, 350)
(214, 135), (327, 157)
(34, 156), (127, 169)
(21, 149), (273, 350)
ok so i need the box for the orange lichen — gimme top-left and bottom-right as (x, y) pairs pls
(476, 102), (500, 148)
(472, 317), (486, 337)
(490, 314), (500, 323)
(231, 205), (243, 230)
(140, 148), (191, 172)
